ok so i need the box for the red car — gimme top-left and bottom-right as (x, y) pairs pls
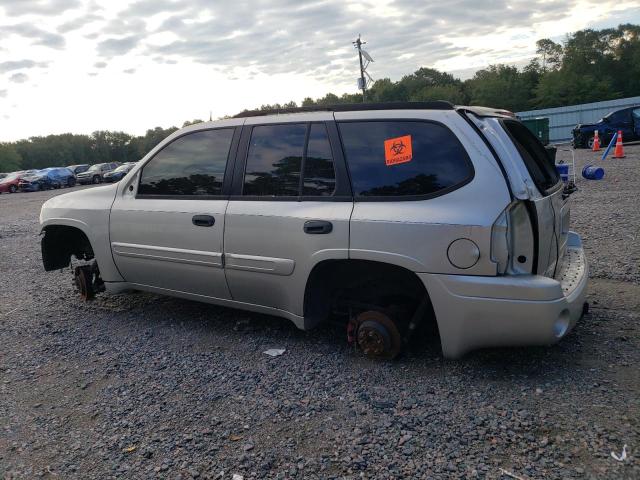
(0, 171), (37, 193)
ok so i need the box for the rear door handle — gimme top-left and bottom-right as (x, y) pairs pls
(304, 220), (332, 234)
(192, 215), (215, 227)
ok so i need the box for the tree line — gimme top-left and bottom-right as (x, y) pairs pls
(1, 24), (638, 173)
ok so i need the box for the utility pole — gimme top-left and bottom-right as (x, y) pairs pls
(353, 34), (367, 102)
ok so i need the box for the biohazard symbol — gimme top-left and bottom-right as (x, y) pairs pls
(390, 140), (406, 156)
(384, 135), (413, 166)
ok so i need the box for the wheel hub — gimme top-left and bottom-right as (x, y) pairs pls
(74, 266), (95, 301)
(353, 310), (402, 360)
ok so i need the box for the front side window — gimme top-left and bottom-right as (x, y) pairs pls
(607, 109), (632, 124)
(339, 121), (473, 197)
(138, 129), (234, 196)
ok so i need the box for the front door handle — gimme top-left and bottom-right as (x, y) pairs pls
(304, 220), (333, 234)
(192, 215), (215, 227)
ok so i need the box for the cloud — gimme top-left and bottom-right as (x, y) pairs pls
(123, 68), (136, 74)
(9, 73), (29, 83)
(3, 23), (66, 49)
(94, 61), (107, 68)
(0, 0), (81, 16)
(0, 59), (49, 73)
(97, 35), (142, 57)
(57, 13), (103, 33)
(0, 89), (7, 98)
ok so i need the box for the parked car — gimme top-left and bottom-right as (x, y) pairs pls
(0, 172), (24, 193)
(0, 170), (37, 193)
(68, 164), (90, 175)
(19, 170), (53, 191)
(103, 163), (136, 183)
(572, 105), (640, 148)
(18, 168), (77, 192)
(46, 167), (77, 188)
(76, 163), (119, 185)
(39, 102), (588, 359)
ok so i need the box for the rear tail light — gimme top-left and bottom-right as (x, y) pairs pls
(491, 201), (534, 275)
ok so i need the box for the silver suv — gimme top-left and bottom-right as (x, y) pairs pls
(40, 102), (588, 359)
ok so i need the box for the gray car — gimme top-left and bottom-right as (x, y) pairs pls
(39, 102), (587, 359)
(76, 162), (119, 184)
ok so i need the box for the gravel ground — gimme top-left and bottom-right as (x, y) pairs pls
(1, 146), (639, 479)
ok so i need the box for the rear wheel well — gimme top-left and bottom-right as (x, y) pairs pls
(41, 225), (94, 271)
(304, 259), (436, 334)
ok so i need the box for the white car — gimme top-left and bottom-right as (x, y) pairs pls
(40, 102), (588, 359)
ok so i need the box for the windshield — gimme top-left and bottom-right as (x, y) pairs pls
(2, 173), (20, 181)
(87, 164), (102, 172)
(114, 165), (129, 172)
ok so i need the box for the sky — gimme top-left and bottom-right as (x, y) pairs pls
(1, 0), (639, 141)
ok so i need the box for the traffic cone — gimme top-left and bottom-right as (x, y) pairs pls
(613, 130), (625, 158)
(592, 130), (600, 151)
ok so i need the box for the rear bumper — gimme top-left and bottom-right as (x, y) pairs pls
(419, 232), (588, 359)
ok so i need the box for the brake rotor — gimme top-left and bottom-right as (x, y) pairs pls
(355, 310), (402, 360)
(74, 266), (95, 301)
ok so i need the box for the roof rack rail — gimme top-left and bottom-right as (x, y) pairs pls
(233, 101), (455, 118)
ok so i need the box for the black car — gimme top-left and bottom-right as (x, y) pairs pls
(102, 163), (136, 183)
(572, 105), (640, 148)
(76, 162), (119, 184)
(68, 164), (90, 175)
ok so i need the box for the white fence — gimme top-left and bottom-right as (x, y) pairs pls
(517, 96), (640, 143)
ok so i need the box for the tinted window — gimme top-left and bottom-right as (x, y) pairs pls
(503, 120), (559, 193)
(139, 129), (234, 196)
(632, 108), (640, 121)
(243, 124), (306, 196)
(607, 109), (632, 124)
(303, 124), (336, 196)
(339, 121), (473, 197)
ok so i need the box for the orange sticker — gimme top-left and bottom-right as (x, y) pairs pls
(384, 135), (413, 166)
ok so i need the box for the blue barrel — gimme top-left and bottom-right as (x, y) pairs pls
(555, 164), (569, 183)
(582, 165), (604, 180)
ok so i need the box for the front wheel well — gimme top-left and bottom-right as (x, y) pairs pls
(304, 259), (436, 333)
(41, 225), (94, 271)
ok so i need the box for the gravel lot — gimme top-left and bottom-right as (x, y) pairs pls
(1, 146), (639, 479)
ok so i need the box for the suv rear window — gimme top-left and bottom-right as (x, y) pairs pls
(502, 120), (560, 193)
(338, 121), (473, 198)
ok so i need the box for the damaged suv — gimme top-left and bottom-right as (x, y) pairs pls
(40, 102), (588, 359)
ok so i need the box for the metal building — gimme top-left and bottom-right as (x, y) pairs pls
(517, 96), (640, 144)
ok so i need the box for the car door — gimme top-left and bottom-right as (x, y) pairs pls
(608, 108), (634, 140)
(632, 108), (640, 140)
(223, 114), (352, 317)
(110, 123), (241, 299)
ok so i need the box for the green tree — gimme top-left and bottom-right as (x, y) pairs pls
(465, 65), (535, 111)
(0, 143), (22, 172)
(536, 39), (563, 71)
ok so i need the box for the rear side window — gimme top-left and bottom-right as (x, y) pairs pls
(338, 121), (473, 197)
(502, 120), (559, 193)
(303, 124), (336, 196)
(243, 123), (336, 197)
(139, 128), (234, 196)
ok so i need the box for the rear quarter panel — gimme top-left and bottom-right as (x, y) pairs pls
(335, 110), (511, 275)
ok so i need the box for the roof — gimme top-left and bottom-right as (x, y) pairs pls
(233, 101), (455, 118)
